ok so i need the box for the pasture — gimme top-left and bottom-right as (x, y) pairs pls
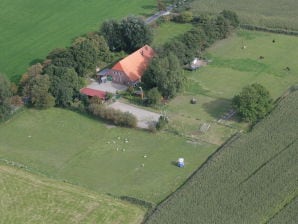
(0, 0), (156, 80)
(0, 165), (145, 224)
(164, 30), (298, 144)
(0, 108), (216, 204)
(145, 89), (298, 224)
(191, 0), (298, 30)
(152, 22), (193, 46)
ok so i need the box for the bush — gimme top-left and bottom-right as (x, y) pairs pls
(232, 83), (273, 123)
(156, 115), (168, 130)
(88, 103), (137, 128)
(146, 87), (162, 106)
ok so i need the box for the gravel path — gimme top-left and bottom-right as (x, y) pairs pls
(109, 102), (160, 129)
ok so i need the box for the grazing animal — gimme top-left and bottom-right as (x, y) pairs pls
(259, 56), (264, 59)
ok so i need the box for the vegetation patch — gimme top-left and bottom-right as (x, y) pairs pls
(0, 108), (216, 204)
(0, 165), (145, 224)
(145, 89), (298, 224)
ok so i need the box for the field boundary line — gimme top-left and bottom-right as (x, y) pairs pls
(141, 132), (241, 223)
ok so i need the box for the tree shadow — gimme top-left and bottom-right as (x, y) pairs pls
(29, 58), (44, 66)
(201, 98), (232, 119)
(171, 161), (178, 167)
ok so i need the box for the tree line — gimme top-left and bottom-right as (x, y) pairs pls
(141, 10), (240, 99)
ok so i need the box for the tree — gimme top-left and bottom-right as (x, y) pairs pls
(146, 87), (162, 105)
(119, 16), (153, 52)
(20, 64), (55, 109)
(100, 20), (123, 51)
(142, 53), (185, 98)
(220, 10), (240, 28)
(45, 65), (81, 107)
(176, 11), (193, 23)
(101, 16), (153, 53)
(232, 83), (273, 123)
(28, 75), (55, 109)
(0, 74), (12, 120)
(71, 40), (98, 76)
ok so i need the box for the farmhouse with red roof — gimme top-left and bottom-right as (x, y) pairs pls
(107, 45), (154, 85)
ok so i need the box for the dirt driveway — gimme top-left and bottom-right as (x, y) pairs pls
(108, 102), (161, 129)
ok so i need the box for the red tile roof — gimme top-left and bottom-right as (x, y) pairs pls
(112, 45), (154, 82)
(80, 88), (106, 99)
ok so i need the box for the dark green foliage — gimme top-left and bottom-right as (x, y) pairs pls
(232, 83), (273, 123)
(156, 115), (168, 130)
(71, 40), (98, 76)
(88, 103), (137, 128)
(45, 65), (81, 107)
(161, 40), (190, 65)
(101, 16), (153, 53)
(0, 74), (12, 120)
(175, 11), (194, 23)
(100, 20), (123, 51)
(220, 10), (240, 28)
(19, 64), (54, 109)
(142, 53), (185, 98)
(215, 15), (231, 39)
(145, 90), (298, 224)
(146, 87), (162, 105)
(47, 48), (77, 68)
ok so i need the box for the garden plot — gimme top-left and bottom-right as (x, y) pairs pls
(108, 101), (161, 129)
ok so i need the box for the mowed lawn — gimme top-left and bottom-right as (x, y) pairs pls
(165, 30), (298, 144)
(0, 108), (216, 204)
(0, 165), (145, 224)
(191, 0), (298, 30)
(0, 0), (156, 80)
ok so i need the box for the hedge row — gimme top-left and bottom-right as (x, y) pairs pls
(88, 103), (137, 128)
(240, 24), (298, 36)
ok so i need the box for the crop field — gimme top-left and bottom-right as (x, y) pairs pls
(0, 108), (216, 204)
(191, 0), (298, 30)
(164, 30), (298, 144)
(0, 0), (156, 80)
(145, 89), (298, 224)
(0, 165), (145, 224)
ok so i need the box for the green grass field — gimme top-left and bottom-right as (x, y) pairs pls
(0, 165), (145, 224)
(0, 108), (216, 204)
(0, 0), (156, 80)
(163, 30), (298, 144)
(153, 22), (193, 46)
(145, 89), (298, 224)
(191, 0), (298, 30)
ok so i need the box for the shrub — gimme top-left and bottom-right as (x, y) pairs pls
(146, 87), (162, 105)
(88, 103), (137, 128)
(156, 115), (168, 130)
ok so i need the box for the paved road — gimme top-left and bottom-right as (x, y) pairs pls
(145, 6), (173, 24)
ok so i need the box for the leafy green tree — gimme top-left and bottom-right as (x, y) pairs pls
(0, 74), (12, 120)
(119, 16), (153, 52)
(28, 75), (55, 109)
(20, 64), (54, 109)
(232, 83), (273, 123)
(142, 53), (185, 98)
(71, 40), (98, 76)
(157, 0), (166, 11)
(161, 40), (190, 65)
(47, 48), (77, 68)
(101, 16), (153, 53)
(45, 65), (81, 107)
(100, 20), (123, 51)
(215, 15), (231, 39)
(146, 87), (162, 105)
(176, 11), (193, 23)
(220, 10), (240, 28)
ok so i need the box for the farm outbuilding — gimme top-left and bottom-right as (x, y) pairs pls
(80, 88), (106, 100)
